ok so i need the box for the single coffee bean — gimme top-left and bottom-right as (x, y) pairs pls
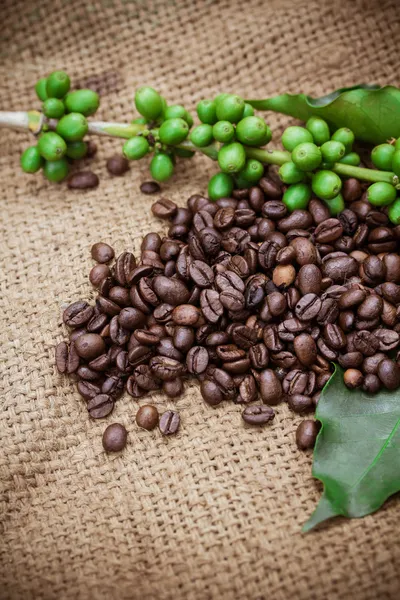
(106, 154), (129, 176)
(159, 410), (180, 435)
(220, 287), (245, 312)
(378, 359), (400, 390)
(74, 333), (105, 360)
(293, 333), (317, 367)
(242, 404), (275, 425)
(249, 343), (269, 370)
(296, 420), (320, 450)
(102, 376), (125, 400)
(278, 210), (312, 232)
(200, 379), (224, 406)
(263, 200), (287, 221)
(126, 377), (147, 398)
(67, 171), (99, 189)
(353, 330), (380, 356)
(133, 365), (159, 391)
(338, 352), (363, 369)
(297, 264), (322, 296)
(97, 296), (121, 317)
(102, 423), (128, 452)
(342, 178), (362, 202)
(151, 198), (178, 219)
(343, 368), (363, 389)
(136, 405), (159, 430)
(223, 358), (251, 374)
(322, 324), (346, 350)
(77, 365), (102, 381)
(142, 232), (162, 253)
(260, 369), (283, 405)
(259, 176), (282, 198)
(357, 295), (383, 319)
(322, 255), (358, 283)
(163, 378), (184, 398)
(114, 252), (137, 286)
(373, 329), (400, 352)
(87, 394), (114, 418)
(63, 301), (94, 328)
(272, 264), (296, 288)
(56, 341), (78, 374)
(152, 275), (190, 306)
(232, 325), (258, 349)
(287, 394), (313, 414)
(186, 346), (209, 374)
(140, 181), (161, 194)
(290, 237), (318, 266)
(89, 264), (111, 287)
(149, 356), (184, 381)
(295, 294), (322, 321)
(314, 218), (343, 243)
(238, 375), (258, 403)
(172, 305), (201, 326)
(308, 198), (330, 225)
(77, 381), (101, 401)
(189, 260), (214, 288)
(362, 373), (381, 394)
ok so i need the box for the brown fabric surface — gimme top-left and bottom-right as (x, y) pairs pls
(1, 0), (400, 598)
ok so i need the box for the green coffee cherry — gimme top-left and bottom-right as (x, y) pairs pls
(320, 140), (346, 163)
(278, 161), (305, 184)
(46, 71), (70, 99)
(388, 198), (400, 225)
(291, 142), (322, 171)
(367, 182), (397, 206)
(395, 139), (400, 151)
(239, 159), (264, 183)
(213, 121), (235, 143)
(185, 111), (194, 128)
(235, 116), (270, 147)
(392, 150), (400, 177)
(281, 126), (313, 152)
(218, 142), (246, 173)
(215, 94), (245, 123)
(338, 152), (361, 166)
(132, 117), (148, 125)
(371, 143), (396, 171)
(163, 105), (187, 120)
(20, 146), (44, 173)
(66, 141), (87, 159)
(234, 173), (252, 189)
(159, 118), (189, 145)
(306, 117), (330, 146)
(135, 87), (163, 120)
(35, 78), (48, 101)
(312, 170), (342, 200)
(174, 147), (195, 158)
(242, 103), (255, 118)
(43, 158), (69, 182)
(56, 113), (88, 142)
(197, 100), (218, 125)
(324, 193), (345, 216)
(283, 183), (311, 211)
(208, 172), (234, 201)
(123, 136), (150, 160)
(38, 132), (67, 161)
(150, 153), (174, 181)
(64, 89), (100, 116)
(42, 98), (65, 119)
(214, 93), (229, 105)
(332, 127), (354, 153)
(190, 124), (214, 147)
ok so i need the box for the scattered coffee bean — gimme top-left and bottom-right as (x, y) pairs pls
(67, 171), (99, 189)
(140, 181), (161, 194)
(242, 404), (275, 425)
(106, 155), (129, 176)
(91, 242), (115, 264)
(159, 410), (180, 435)
(102, 423), (128, 452)
(296, 420), (320, 450)
(136, 405), (159, 430)
(87, 394), (114, 419)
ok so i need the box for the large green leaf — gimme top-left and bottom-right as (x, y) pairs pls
(246, 84), (400, 144)
(303, 365), (400, 532)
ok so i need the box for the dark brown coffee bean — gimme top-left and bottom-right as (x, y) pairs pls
(162, 378), (183, 398)
(242, 404), (275, 425)
(107, 286), (129, 307)
(127, 345), (153, 368)
(381, 282), (400, 304)
(372, 329), (400, 352)
(362, 353), (386, 375)
(232, 325), (258, 350)
(287, 394), (313, 414)
(368, 227), (397, 254)
(56, 341), (76, 374)
(362, 373), (381, 394)
(140, 250), (165, 271)
(96, 296), (121, 317)
(297, 265), (322, 296)
(338, 289), (366, 310)
(308, 198), (330, 225)
(87, 352), (110, 372)
(293, 333), (317, 367)
(149, 356), (184, 381)
(263, 325), (284, 352)
(278, 210), (312, 232)
(237, 375), (258, 403)
(360, 255), (386, 285)
(278, 319), (308, 342)
(156, 338), (183, 362)
(220, 287), (245, 312)
(382, 254), (400, 283)
(67, 171), (99, 189)
(132, 329), (160, 346)
(216, 344), (246, 362)
(77, 381), (101, 401)
(258, 176), (281, 198)
(317, 298), (339, 325)
(172, 305), (201, 326)
(295, 294), (322, 321)
(262, 200), (287, 221)
(322, 324), (346, 350)
(63, 301), (94, 328)
(126, 377), (146, 398)
(77, 366), (102, 381)
(357, 295), (383, 319)
(213, 207), (235, 230)
(317, 337), (338, 361)
(102, 423), (127, 452)
(141, 232), (162, 253)
(106, 154), (129, 176)
(215, 271), (245, 294)
(343, 368), (363, 389)
(270, 351), (298, 369)
(338, 352), (363, 369)
(223, 358), (251, 374)
(260, 369), (283, 405)
(140, 181), (161, 195)
(151, 198), (177, 219)
(74, 333), (105, 360)
(188, 260), (213, 288)
(127, 265), (154, 286)
(342, 178), (362, 202)
(102, 376), (125, 400)
(353, 330), (380, 356)
(133, 365), (159, 391)
(290, 237), (317, 266)
(171, 326), (193, 352)
(249, 343), (269, 369)
(283, 369), (309, 395)
(228, 255), (250, 279)
(258, 237), (285, 269)
(89, 264), (111, 287)
(117, 307), (145, 330)
(159, 410), (180, 435)
(322, 255), (358, 283)
(314, 218), (343, 243)
(186, 346), (209, 374)
(296, 420), (320, 450)
(87, 394), (114, 418)
(136, 405), (159, 430)
(152, 275), (190, 306)
(200, 379), (224, 406)
(113, 252), (136, 286)
(198, 289), (222, 324)
(338, 310), (354, 332)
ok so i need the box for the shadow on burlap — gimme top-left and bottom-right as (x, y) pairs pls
(1, 0), (400, 598)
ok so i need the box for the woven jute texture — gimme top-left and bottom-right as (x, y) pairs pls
(1, 0), (400, 598)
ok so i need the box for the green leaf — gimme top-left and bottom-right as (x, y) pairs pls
(246, 85), (400, 145)
(303, 365), (400, 532)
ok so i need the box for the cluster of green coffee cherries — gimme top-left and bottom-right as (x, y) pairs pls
(20, 70), (99, 181)
(123, 87), (271, 198)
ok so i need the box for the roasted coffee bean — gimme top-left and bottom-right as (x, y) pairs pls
(228, 255), (250, 278)
(263, 325), (285, 352)
(381, 282), (400, 304)
(270, 351), (298, 369)
(200, 379), (224, 406)
(127, 265), (154, 286)
(382, 254), (400, 283)
(373, 329), (400, 352)
(216, 344), (246, 362)
(308, 198), (330, 225)
(272, 264), (296, 289)
(186, 346), (209, 374)
(338, 352), (363, 369)
(134, 365), (160, 391)
(126, 377), (146, 398)
(107, 286), (130, 307)
(163, 378), (184, 398)
(215, 270), (245, 293)
(140, 181), (161, 195)
(249, 343), (269, 369)
(74, 333), (105, 360)
(212, 368), (236, 398)
(242, 404), (275, 425)
(77, 365), (103, 381)
(290, 237), (318, 266)
(133, 329), (160, 346)
(151, 198), (177, 219)
(368, 227), (397, 254)
(293, 334), (317, 367)
(259, 176), (282, 198)
(172, 304), (201, 326)
(63, 301), (94, 328)
(102, 423), (128, 452)
(362, 353), (386, 375)
(297, 264), (322, 296)
(317, 337), (338, 361)
(237, 375), (258, 403)
(214, 207), (236, 230)
(287, 394), (313, 414)
(68, 171), (99, 189)
(357, 294), (383, 319)
(77, 381), (101, 401)
(172, 326), (194, 352)
(89, 264), (111, 287)
(339, 209), (358, 235)
(360, 255), (386, 284)
(314, 219), (343, 243)
(278, 210), (312, 232)
(102, 375), (125, 400)
(106, 155), (129, 176)
(295, 294), (322, 321)
(128, 345), (153, 368)
(159, 241), (180, 262)
(276, 246), (296, 266)
(353, 330), (380, 356)
(362, 373), (381, 394)
(342, 178), (362, 202)
(141, 232), (162, 253)
(150, 356), (184, 381)
(322, 255), (358, 283)
(136, 405), (159, 430)
(189, 260), (214, 287)
(317, 298), (339, 325)
(344, 368), (363, 389)
(140, 250), (164, 271)
(338, 289), (366, 310)
(316, 372), (331, 389)
(90, 242), (114, 265)
(159, 410), (180, 435)
(258, 237), (285, 269)
(97, 296), (121, 317)
(322, 324), (346, 350)
(87, 394), (114, 419)
(193, 210), (214, 233)
(88, 353), (111, 372)
(262, 200), (287, 221)
(220, 287), (245, 312)
(296, 420), (320, 450)
(232, 325), (258, 350)
(198, 289), (222, 324)
(283, 369), (309, 396)
(156, 338), (183, 362)
(109, 316), (130, 346)
(117, 307), (145, 330)
(152, 275), (190, 306)
(260, 369), (283, 405)
(278, 319), (307, 342)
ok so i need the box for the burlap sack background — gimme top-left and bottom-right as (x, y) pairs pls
(1, 0), (400, 598)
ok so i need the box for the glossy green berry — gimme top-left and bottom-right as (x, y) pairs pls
(306, 117), (330, 146)
(213, 121), (235, 143)
(66, 141), (87, 159)
(323, 193), (345, 216)
(208, 172), (234, 201)
(239, 159), (264, 183)
(185, 111), (193, 128)
(163, 105), (187, 120)
(320, 140), (346, 163)
(215, 94), (245, 123)
(332, 127), (354, 153)
(242, 103), (255, 118)
(291, 142), (322, 172)
(43, 158), (69, 182)
(42, 98), (65, 119)
(135, 87), (163, 120)
(214, 93), (229, 106)
(20, 146), (44, 173)
(35, 78), (48, 101)
(37, 132), (67, 161)
(234, 173), (252, 189)
(218, 142), (246, 173)
(283, 183), (311, 211)
(281, 126), (313, 152)
(312, 170), (342, 200)
(278, 161), (305, 184)
(392, 150), (400, 177)
(46, 71), (70, 99)
(339, 152), (361, 166)
(56, 113), (88, 142)
(64, 89), (100, 117)
(388, 199), (400, 225)
(159, 118), (189, 145)
(236, 116), (270, 147)
(371, 143), (396, 171)
(190, 124), (214, 147)
(132, 117), (148, 125)
(174, 147), (195, 158)
(197, 100), (218, 125)
(150, 153), (174, 181)
(367, 182), (397, 206)
(395, 139), (400, 151)
(123, 136), (150, 160)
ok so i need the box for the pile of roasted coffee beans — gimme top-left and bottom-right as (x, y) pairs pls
(56, 168), (400, 452)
